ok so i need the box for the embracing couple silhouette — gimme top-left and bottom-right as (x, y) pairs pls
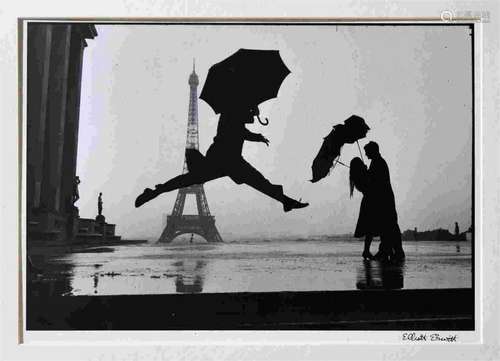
(349, 141), (405, 262)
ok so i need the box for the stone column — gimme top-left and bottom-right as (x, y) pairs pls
(27, 24), (52, 212)
(61, 26), (85, 212)
(40, 24), (71, 215)
(61, 25), (86, 241)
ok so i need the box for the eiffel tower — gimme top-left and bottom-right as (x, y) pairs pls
(158, 61), (223, 243)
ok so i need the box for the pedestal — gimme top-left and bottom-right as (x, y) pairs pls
(66, 206), (79, 243)
(95, 215), (106, 240)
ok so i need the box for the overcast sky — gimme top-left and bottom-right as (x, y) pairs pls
(76, 24), (472, 240)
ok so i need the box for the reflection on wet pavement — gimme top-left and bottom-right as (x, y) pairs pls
(27, 239), (472, 296)
(356, 260), (406, 290)
(174, 260), (206, 293)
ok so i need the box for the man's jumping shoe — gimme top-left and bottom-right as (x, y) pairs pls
(135, 188), (161, 208)
(283, 197), (309, 212)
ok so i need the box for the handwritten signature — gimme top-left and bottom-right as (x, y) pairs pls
(402, 332), (458, 342)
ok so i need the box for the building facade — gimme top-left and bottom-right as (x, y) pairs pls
(27, 23), (97, 243)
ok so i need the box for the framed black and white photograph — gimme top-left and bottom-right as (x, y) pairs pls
(1, 1), (499, 360)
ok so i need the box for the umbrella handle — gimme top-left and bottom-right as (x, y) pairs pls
(257, 115), (269, 126)
(357, 140), (365, 163)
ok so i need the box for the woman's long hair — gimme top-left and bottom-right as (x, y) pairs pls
(349, 157), (367, 197)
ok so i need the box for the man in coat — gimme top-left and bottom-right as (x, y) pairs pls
(364, 141), (405, 261)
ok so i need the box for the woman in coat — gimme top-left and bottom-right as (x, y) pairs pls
(349, 157), (377, 260)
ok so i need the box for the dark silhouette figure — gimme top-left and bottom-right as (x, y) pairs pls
(310, 115), (370, 183)
(97, 192), (103, 216)
(364, 141), (405, 261)
(135, 105), (309, 212)
(454, 222), (460, 237)
(73, 176), (80, 204)
(349, 157), (376, 260)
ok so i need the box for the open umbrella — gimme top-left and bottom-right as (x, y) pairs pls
(200, 49), (290, 119)
(310, 115), (369, 183)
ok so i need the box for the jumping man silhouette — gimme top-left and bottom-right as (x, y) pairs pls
(135, 104), (309, 212)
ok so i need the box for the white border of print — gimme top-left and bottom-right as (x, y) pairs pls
(2, 1), (499, 361)
(18, 16), (482, 345)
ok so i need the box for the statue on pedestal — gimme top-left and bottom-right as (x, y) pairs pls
(73, 176), (80, 204)
(96, 192), (105, 225)
(64, 176), (81, 242)
(98, 192), (103, 216)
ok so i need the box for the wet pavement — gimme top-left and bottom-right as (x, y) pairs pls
(27, 239), (472, 296)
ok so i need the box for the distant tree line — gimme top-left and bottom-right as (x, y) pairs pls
(402, 226), (471, 241)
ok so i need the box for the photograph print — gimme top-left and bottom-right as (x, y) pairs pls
(25, 20), (474, 330)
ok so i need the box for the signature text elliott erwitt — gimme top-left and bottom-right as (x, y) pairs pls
(402, 333), (458, 342)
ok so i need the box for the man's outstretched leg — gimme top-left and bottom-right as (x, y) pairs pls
(135, 170), (223, 207)
(229, 159), (309, 212)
